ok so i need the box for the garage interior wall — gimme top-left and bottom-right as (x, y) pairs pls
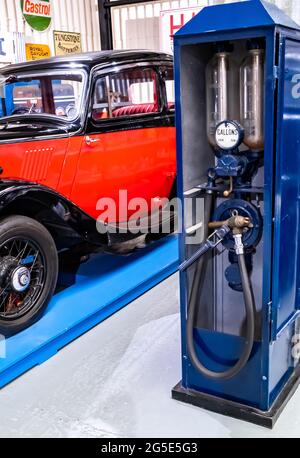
(111, 0), (300, 50)
(0, 1), (299, 58)
(0, 0), (101, 59)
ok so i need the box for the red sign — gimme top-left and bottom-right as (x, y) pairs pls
(23, 0), (51, 18)
(160, 6), (204, 53)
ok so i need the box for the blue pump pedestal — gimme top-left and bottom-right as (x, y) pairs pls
(0, 235), (178, 389)
(172, 0), (300, 428)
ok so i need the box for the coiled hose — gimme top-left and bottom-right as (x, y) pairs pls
(186, 193), (256, 380)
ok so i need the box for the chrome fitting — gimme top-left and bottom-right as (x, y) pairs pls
(233, 233), (244, 255)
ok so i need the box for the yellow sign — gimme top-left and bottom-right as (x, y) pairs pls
(53, 31), (82, 56)
(26, 43), (51, 60)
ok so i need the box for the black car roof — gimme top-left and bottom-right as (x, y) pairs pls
(1, 50), (173, 74)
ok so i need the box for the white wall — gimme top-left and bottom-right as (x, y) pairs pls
(112, 0), (207, 50)
(0, 0), (101, 62)
(111, 0), (300, 50)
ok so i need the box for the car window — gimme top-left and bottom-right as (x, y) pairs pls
(162, 66), (175, 112)
(92, 67), (159, 122)
(11, 80), (42, 114)
(52, 79), (82, 118)
(0, 72), (86, 120)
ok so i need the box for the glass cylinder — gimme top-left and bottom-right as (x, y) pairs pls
(206, 51), (238, 147)
(240, 48), (265, 150)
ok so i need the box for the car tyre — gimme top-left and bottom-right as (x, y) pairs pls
(0, 216), (58, 336)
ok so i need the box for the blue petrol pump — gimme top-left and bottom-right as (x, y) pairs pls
(172, 0), (300, 428)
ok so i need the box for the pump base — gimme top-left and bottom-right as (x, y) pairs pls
(172, 366), (300, 429)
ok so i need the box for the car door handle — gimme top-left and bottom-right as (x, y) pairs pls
(85, 136), (100, 147)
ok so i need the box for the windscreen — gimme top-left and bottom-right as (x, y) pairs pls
(0, 72), (86, 120)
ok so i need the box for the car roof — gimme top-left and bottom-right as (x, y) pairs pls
(1, 50), (173, 75)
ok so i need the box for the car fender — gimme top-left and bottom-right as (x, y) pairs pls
(0, 180), (107, 249)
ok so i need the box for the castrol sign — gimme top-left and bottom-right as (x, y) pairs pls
(20, 0), (52, 31)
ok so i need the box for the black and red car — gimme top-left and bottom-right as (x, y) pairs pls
(0, 50), (176, 335)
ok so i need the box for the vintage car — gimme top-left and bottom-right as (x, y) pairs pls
(0, 51), (176, 335)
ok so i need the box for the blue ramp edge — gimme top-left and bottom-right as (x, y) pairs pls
(0, 235), (179, 389)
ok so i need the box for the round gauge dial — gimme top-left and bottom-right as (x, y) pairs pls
(215, 120), (244, 150)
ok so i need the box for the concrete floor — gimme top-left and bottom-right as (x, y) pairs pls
(0, 273), (300, 438)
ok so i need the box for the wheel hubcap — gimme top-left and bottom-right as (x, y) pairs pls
(0, 238), (45, 318)
(11, 266), (31, 293)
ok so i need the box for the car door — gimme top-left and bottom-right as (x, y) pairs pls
(70, 63), (176, 223)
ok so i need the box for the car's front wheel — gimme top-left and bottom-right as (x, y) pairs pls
(0, 216), (58, 336)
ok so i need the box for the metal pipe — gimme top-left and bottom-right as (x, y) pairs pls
(208, 215), (252, 231)
(188, 193), (214, 312)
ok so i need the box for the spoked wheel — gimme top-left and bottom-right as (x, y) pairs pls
(0, 216), (58, 336)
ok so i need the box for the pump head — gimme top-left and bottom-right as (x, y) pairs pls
(209, 214), (253, 234)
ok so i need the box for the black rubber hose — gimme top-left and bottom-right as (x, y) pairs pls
(186, 195), (256, 380)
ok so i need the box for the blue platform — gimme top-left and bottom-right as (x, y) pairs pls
(0, 235), (179, 389)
